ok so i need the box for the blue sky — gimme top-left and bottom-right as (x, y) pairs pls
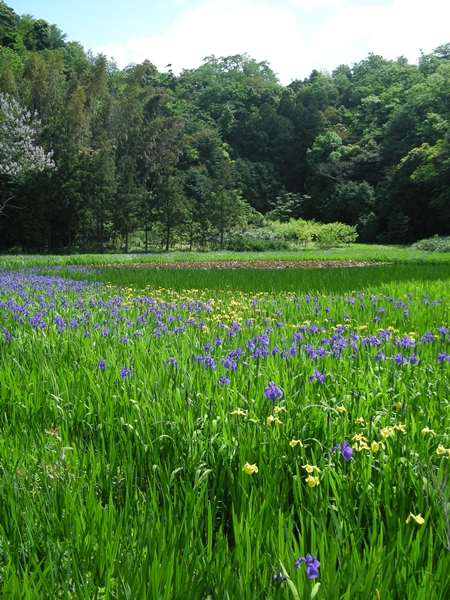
(7, 0), (449, 84)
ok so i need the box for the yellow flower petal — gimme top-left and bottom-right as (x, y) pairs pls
(392, 422), (406, 433)
(406, 512), (424, 525)
(305, 475), (320, 487)
(371, 441), (380, 453)
(230, 408), (247, 416)
(352, 441), (370, 451)
(267, 415), (283, 425)
(302, 464), (321, 473)
(421, 426), (436, 436)
(395, 401), (402, 410)
(354, 417), (365, 424)
(274, 406), (288, 414)
(336, 405), (346, 413)
(352, 433), (369, 442)
(380, 427), (392, 439)
(242, 462), (258, 475)
(289, 439), (303, 448)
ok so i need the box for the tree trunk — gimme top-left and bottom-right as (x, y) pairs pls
(165, 224), (170, 252)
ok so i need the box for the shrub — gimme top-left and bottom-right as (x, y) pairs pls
(411, 235), (450, 253)
(316, 222), (358, 247)
(267, 218), (316, 244)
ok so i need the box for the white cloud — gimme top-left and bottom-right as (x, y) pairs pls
(93, 0), (450, 83)
(289, 0), (346, 9)
(94, 0), (311, 84)
(309, 0), (449, 71)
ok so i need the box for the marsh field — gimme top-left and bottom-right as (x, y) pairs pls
(0, 247), (449, 599)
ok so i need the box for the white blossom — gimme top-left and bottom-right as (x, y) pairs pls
(0, 93), (55, 177)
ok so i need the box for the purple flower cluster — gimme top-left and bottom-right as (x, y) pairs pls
(390, 353), (419, 365)
(194, 354), (217, 370)
(119, 366), (132, 379)
(264, 381), (283, 402)
(308, 369), (325, 384)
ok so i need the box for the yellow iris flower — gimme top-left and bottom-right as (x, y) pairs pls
(289, 439), (303, 448)
(380, 427), (392, 439)
(305, 475), (320, 488)
(242, 462), (258, 475)
(302, 464), (321, 474)
(421, 426), (436, 436)
(371, 441), (381, 453)
(351, 434), (368, 443)
(392, 423), (406, 433)
(352, 441), (370, 451)
(406, 513), (425, 525)
(267, 415), (283, 425)
(436, 444), (450, 456)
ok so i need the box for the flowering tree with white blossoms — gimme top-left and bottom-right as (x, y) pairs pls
(0, 93), (55, 215)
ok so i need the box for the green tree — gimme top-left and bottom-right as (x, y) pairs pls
(0, 1), (18, 48)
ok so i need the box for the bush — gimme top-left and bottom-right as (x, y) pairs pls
(267, 218), (316, 244)
(225, 229), (291, 252)
(316, 222), (358, 247)
(411, 235), (450, 252)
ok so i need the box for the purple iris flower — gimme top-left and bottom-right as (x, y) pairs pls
(272, 568), (287, 582)
(331, 440), (353, 461)
(295, 554), (320, 579)
(390, 352), (407, 365)
(1, 328), (12, 342)
(420, 331), (434, 343)
(222, 357), (237, 371)
(165, 357), (178, 367)
(264, 381), (283, 402)
(97, 358), (106, 370)
(217, 375), (230, 385)
(119, 366), (132, 379)
(308, 370), (325, 383)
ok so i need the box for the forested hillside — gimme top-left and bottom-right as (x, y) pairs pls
(1, 0), (449, 252)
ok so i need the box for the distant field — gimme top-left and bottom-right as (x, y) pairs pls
(1, 243), (450, 270)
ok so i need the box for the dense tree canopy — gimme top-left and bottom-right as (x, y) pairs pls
(0, 0), (449, 251)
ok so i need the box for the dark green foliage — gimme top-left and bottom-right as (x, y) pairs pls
(225, 229), (290, 251)
(0, 4), (449, 251)
(0, 1), (18, 48)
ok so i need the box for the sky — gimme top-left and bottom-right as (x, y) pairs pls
(7, 0), (450, 84)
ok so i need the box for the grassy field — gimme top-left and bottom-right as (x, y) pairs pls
(0, 252), (449, 599)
